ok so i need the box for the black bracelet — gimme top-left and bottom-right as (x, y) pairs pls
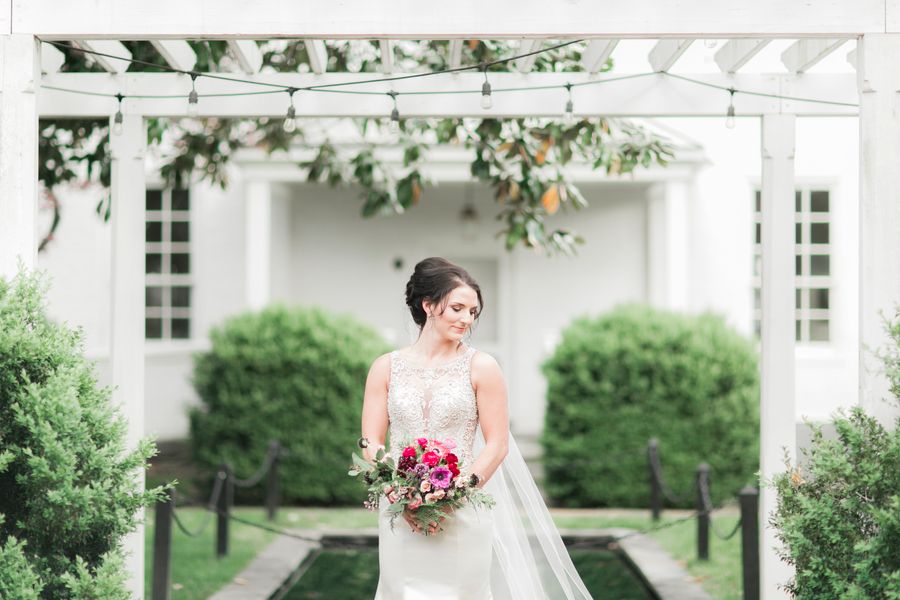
(357, 437), (369, 449)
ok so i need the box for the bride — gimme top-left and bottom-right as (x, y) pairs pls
(360, 257), (593, 599)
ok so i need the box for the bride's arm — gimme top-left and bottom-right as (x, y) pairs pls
(360, 353), (391, 463)
(468, 352), (510, 486)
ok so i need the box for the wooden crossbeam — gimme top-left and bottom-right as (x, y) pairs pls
(305, 39), (328, 74)
(714, 39), (769, 73)
(150, 40), (197, 72)
(448, 40), (463, 68)
(71, 39), (132, 73)
(379, 40), (393, 74)
(40, 42), (66, 74)
(227, 40), (262, 74)
(513, 40), (542, 72)
(580, 40), (618, 74)
(781, 38), (848, 73)
(648, 39), (692, 72)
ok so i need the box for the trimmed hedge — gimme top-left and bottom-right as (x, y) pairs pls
(0, 271), (162, 598)
(189, 305), (390, 505)
(541, 304), (759, 508)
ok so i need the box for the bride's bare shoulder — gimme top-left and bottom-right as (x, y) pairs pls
(470, 349), (503, 380)
(366, 351), (394, 381)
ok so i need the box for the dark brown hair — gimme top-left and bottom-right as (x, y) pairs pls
(405, 257), (483, 330)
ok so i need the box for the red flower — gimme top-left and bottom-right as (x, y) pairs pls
(398, 456), (416, 472)
(421, 451), (440, 467)
(448, 462), (460, 477)
(416, 437), (428, 448)
(444, 453), (458, 464)
(402, 446), (417, 458)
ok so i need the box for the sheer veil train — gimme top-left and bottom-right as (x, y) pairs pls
(474, 427), (593, 599)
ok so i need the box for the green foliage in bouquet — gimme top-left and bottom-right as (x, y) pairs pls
(190, 305), (391, 505)
(770, 309), (900, 599)
(0, 270), (165, 598)
(541, 304), (759, 508)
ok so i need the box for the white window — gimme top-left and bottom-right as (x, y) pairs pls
(145, 189), (192, 340)
(753, 188), (832, 343)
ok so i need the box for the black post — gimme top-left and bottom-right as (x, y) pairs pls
(647, 438), (662, 522)
(695, 463), (710, 561)
(739, 486), (760, 600)
(216, 464), (233, 558)
(152, 492), (174, 600)
(266, 440), (281, 522)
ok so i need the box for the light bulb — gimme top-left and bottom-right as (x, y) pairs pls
(564, 99), (575, 126)
(725, 104), (736, 129)
(187, 90), (199, 117)
(481, 81), (493, 110)
(112, 110), (123, 136)
(389, 107), (400, 133)
(283, 105), (297, 133)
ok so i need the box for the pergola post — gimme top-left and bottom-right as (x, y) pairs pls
(857, 34), (900, 426)
(759, 113), (796, 600)
(245, 180), (272, 310)
(109, 112), (147, 599)
(0, 34), (40, 279)
(646, 180), (690, 311)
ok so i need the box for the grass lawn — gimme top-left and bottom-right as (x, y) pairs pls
(145, 507), (742, 599)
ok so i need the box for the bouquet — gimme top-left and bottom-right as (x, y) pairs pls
(349, 437), (495, 535)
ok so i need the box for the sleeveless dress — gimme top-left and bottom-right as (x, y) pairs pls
(374, 345), (495, 600)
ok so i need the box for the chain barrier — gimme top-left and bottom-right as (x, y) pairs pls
(698, 475), (743, 541)
(648, 444), (686, 504)
(170, 470), (226, 538)
(232, 445), (281, 488)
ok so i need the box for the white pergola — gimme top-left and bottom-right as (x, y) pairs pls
(2, 2), (899, 598)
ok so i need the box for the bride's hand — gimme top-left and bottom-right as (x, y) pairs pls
(402, 509), (423, 534)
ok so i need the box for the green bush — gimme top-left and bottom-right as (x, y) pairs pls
(771, 310), (900, 599)
(0, 271), (163, 598)
(541, 304), (759, 508)
(189, 305), (390, 505)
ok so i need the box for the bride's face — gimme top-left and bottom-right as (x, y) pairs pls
(424, 285), (479, 341)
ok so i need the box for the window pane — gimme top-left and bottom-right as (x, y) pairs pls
(171, 318), (190, 339)
(810, 191), (829, 213)
(170, 253), (190, 274)
(753, 254), (761, 277)
(810, 288), (830, 309)
(172, 189), (190, 211)
(146, 253), (162, 274)
(146, 286), (163, 307)
(796, 289), (802, 309)
(795, 190), (802, 212)
(171, 222), (189, 243)
(810, 223), (829, 244)
(755, 223), (761, 244)
(146, 221), (163, 243)
(810, 255), (830, 276)
(809, 320), (829, 341)
(795, 255), (802, 275)
(171, 286), (191, 307)
(795, 223), (802, 243)
(146, 190), (163, 211)
(753, 288), (761, 310)
(795, 320), (802, 341)
(753, 320), (761, 339)
(755, 191), (761, 213)
(145, 318), (163, 339)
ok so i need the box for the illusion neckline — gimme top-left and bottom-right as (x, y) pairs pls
(393, 345), (474, 371)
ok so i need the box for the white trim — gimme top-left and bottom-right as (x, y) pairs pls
(379, 39), (394, 74)
(781, 38), (849, 73)
(227, 40), (262, 74)
(40, 40), (65, 73)
(305, 39), (328, 74)
(513, 40), (542, 72)
(71, 39), (132, 73)
(580, 40), (618, 73)
(150, 39), (197, 72)
(648, 39), (693, 72)
(714, 39), (770, 73)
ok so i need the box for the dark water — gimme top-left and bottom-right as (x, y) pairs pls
(283, 548), (652, 599)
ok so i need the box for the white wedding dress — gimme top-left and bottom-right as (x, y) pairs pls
(373, 345), (594, 600)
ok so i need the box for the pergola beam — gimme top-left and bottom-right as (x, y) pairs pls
(38, 72), (859, 118)
(781, 38), (848, 73)
(513, 40), (542, 72)
(379, 39), (394, 74)
(648, 39), (693, 72)
(149, 40), (196, 72)
(448, 40), (463, 68)
(227, 40), (262, 74)
(580, 39), (618, 73)
(714, 38), (769, 73)
(40, 40), (65, 73)
(71, 39), (132, 73)
(13, 0), (891, 38)
(305, 39), (328, 74)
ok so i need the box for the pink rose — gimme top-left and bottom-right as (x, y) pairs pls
(387, 491), (399, 504)
(416, 437), (428, 448)
(424, 492), (436, 504)
(383, 485), (394, 494)
(402, 446), (417, 458)
(442, 438), (457, 450)
(421, 451), (440, 467)
(433, 488), (446, 500)
(408, 498), (422, 511)
(420, 480), (432, 493)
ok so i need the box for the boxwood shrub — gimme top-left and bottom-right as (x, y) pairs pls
(189, 305), (390, 505)
(0, 271), (163, 598)
(541, 304), (759, 508)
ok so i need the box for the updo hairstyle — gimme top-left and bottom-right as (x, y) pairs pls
(405, 257), (483, 330)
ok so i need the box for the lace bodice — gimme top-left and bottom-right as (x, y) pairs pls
(387, 346), (479, 469)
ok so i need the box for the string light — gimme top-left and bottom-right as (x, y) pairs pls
(388, 90), (400, 133)
(283, 88), (298, 133)
(112, 93), (124, 136)
(563, 83), (575, 126)
(480, 65), (493, 110)
(187, 72), (200, 117)
(725, 87), (736, 129)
